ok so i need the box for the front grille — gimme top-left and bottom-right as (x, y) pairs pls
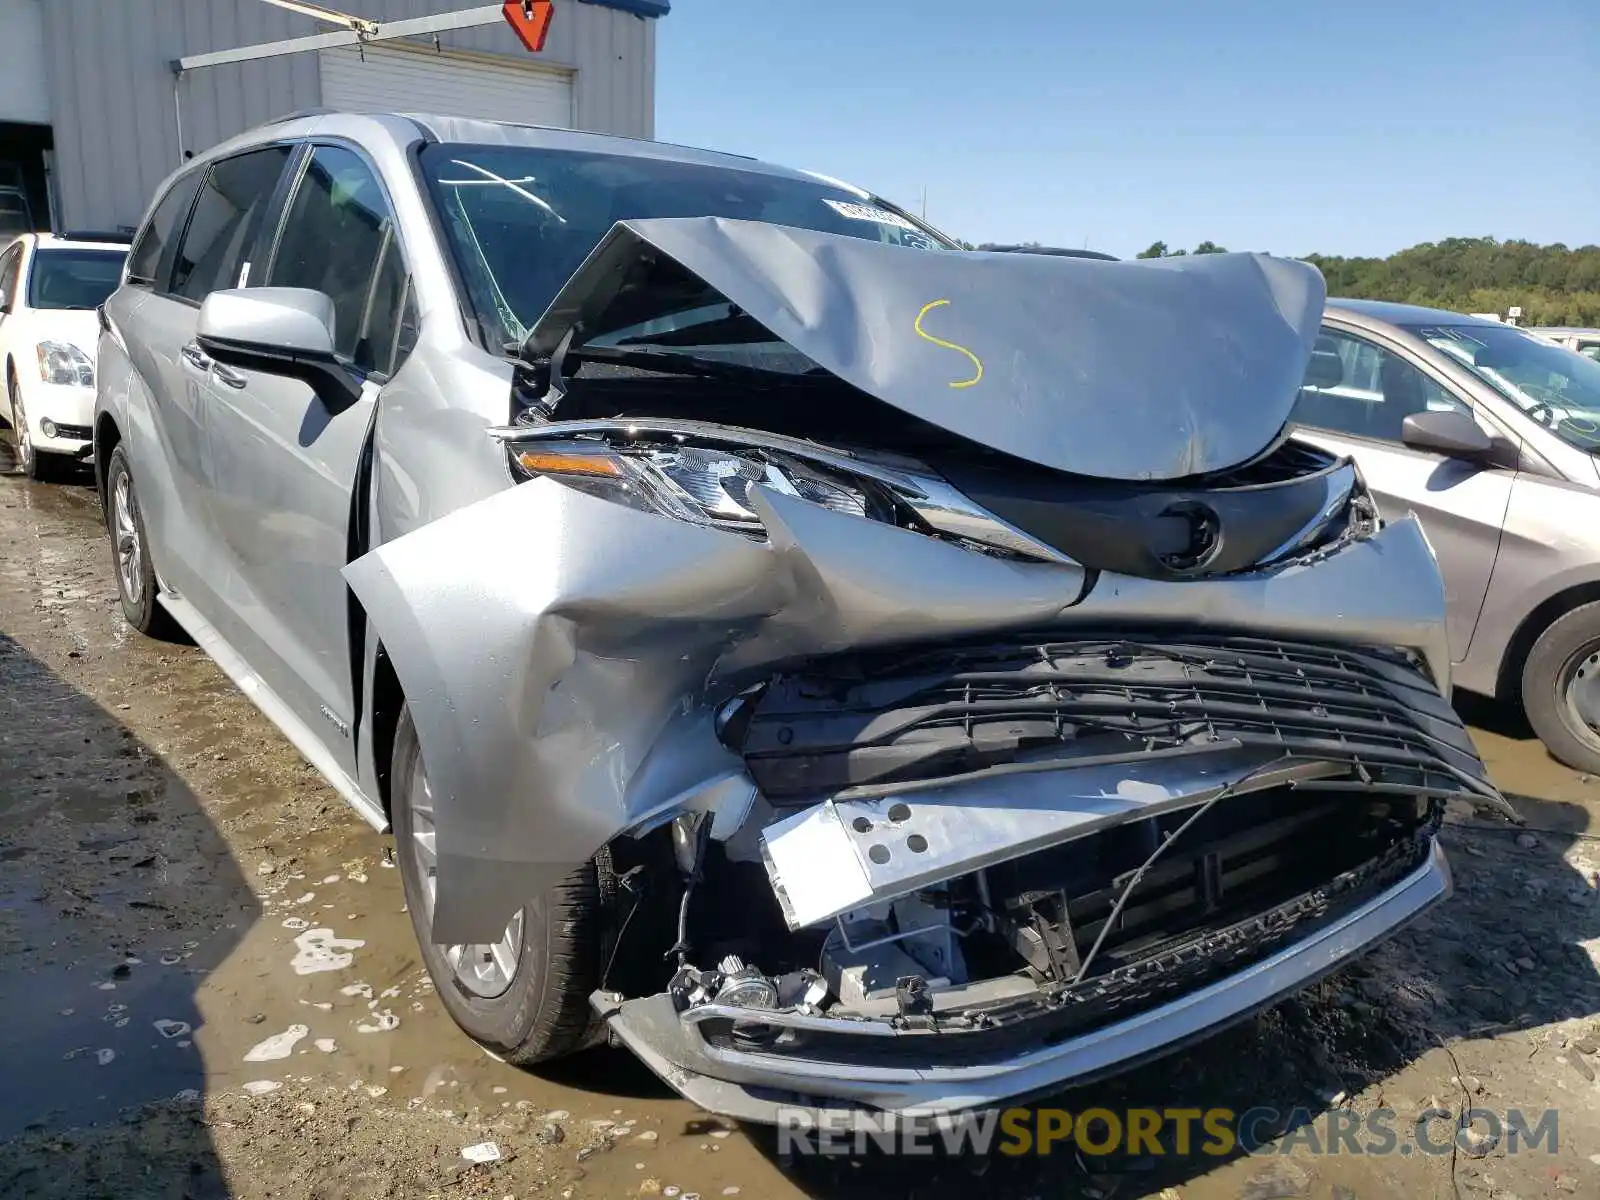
(726, 633), (1492, 806)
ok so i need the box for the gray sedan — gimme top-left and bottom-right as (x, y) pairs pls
(93, 112), (1502, 1122)
(1294, 300), (1600, 773)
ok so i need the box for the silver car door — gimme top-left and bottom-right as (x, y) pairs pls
(158, 144), (297, 629)
(201, 144), (411, 777)
(104, 169), (217, 607)
(1293, 326), (1516, 663)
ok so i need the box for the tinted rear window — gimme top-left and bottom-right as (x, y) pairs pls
(171, 146), (292, 301)
(126, 171), (203, 289)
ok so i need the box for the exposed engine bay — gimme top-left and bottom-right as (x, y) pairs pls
(651, 783), (1439, 1044)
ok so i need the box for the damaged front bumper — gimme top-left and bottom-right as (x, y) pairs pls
(344, 475), (1454, 945)
(747, 631), (1489, 928)
(344, 437), (1493, 1122)
(594, 839), (1449, 1122)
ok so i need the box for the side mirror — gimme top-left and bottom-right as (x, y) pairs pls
(1400, 409), (1493, 460)
(196, 287), (359, 411)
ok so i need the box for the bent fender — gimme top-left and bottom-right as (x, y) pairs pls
(344, 478), (1087, 943)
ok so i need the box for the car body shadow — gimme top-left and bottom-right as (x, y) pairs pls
(1454, 690), (1535, 742)
(0, 634), (257, 1199)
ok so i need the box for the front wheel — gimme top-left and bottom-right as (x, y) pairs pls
(8, 371), (53, 482)
(391, 704), (604, 1062)
(1522, 600), (1600, 775)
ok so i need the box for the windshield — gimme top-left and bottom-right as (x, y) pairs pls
(420, 143), (953, 350)
(1407, 323), (1600, 453)
(27, 248), (127, 310)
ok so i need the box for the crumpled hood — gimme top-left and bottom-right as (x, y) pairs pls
(525, 218), (1327, 481)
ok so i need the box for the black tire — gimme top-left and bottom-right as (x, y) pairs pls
(102, 445), (180, 639)
(7, 369), (55, 482)
(391, 705), (603, 1063)
(1522, 600), (1600, 775)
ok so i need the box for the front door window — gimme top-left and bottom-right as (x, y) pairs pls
(1293, 329), (1470, 443)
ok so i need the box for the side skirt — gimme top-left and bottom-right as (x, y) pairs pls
(156, 588), (390, 833)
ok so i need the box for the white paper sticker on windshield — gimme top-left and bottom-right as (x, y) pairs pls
(823, 199), (919, 232)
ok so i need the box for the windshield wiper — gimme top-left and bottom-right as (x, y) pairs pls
(565, 343), (825, 384)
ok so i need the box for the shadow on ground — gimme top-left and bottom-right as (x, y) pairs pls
(0, 633), (258, 1198)
(1455, 690), (1536, 742)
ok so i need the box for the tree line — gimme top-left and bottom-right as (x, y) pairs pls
(1135, 241), (1227, 257)
(1136, 237), (1600, 326)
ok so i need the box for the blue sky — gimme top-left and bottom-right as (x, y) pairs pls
(656, 0), (1598, 259)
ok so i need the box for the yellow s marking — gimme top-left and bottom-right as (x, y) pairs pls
(914, 298), (984, 389)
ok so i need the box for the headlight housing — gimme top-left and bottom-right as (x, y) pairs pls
(497, 420), (1373, 577)
(511, 441), (877, 533)
(37, 341), (94, 387)
(498, 418), (1074, 564)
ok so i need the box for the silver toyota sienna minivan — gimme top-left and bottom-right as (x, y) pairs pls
(93, 111), (1506, 1121)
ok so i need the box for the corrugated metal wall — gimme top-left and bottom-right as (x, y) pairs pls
(40, 0), (657, 231)
(0, 0), (50, 124)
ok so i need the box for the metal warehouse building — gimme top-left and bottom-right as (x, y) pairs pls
(0, 0), (664, 233)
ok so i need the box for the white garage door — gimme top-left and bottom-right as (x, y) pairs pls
(319, 42), (574, 128)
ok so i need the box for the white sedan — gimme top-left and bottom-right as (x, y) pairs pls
(0, 232), (129, 479)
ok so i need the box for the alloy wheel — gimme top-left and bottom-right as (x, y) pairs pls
(9, 377), (32, 475)
(404, 750), (524, 998)
(111, 469), (144, 605)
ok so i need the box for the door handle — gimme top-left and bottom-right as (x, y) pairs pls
(179, 342), (212, 373)
(212, 362), (247, 389)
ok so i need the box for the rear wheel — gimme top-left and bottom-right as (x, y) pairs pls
(103, 445), (179, 639)
(391, 704), (604, 1062)
(1522, 600), (1600, 775)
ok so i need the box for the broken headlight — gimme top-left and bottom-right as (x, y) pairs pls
(495, 418), (1077, 563)
(511, 440), (877, 533)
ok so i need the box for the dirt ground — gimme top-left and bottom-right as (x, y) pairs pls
(3, 453), (1600, 1200)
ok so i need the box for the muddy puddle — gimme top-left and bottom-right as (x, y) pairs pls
(3, 458), (1600, 1199)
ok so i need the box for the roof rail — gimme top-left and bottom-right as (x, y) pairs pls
(263, 107), (337, 126)
(264, 109), (438, 143)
